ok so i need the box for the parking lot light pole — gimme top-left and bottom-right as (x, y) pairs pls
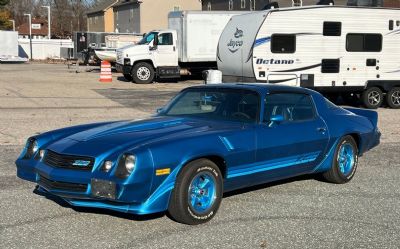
(41, 6), (51, 39)
(9, 19), (15, 31)
(24, 13), (32, 60)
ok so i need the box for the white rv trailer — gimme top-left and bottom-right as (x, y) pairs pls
(217, 6), (400, 108)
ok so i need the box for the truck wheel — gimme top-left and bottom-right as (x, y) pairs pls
(386, 87), (400, 109)
(322, 135), (358, 184)
(132, 62), (154, 84)
(168, 159), (223, 225)
(362, 87), (382, 109)
(123, 74), (133, 81)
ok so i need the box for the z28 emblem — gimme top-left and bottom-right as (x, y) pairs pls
(72, 160), (91, 167)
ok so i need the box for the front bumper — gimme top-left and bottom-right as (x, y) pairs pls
(116, 63), (131, 75)
(15, 157), (173, 215)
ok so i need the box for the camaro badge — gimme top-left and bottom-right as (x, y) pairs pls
(72, 160), (91, 167)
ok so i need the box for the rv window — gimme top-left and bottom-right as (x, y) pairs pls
(323, 22), (342, 36)
(321, 59), (340, 73)
(271, 34), (296, 53)
(346, 33), (382, 52)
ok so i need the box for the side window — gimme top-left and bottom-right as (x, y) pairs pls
(346, 33), (382, 52)
(271, 34), (296, 53)
(264, 93), (315, 123)
(323, 22), (342, 36)
(158, 33), (173, 46)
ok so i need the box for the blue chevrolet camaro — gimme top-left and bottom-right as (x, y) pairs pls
(16, 84), (380, 224)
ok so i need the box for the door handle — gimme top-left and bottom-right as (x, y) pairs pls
(173, 46), (176, 52)
(317, 127), (327, 133)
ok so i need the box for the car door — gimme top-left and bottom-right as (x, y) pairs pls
(253, 92), (329, 184)
(154, 32), (178, 67)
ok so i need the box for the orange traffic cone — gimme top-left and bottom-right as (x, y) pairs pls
(99, 61), (112, 83)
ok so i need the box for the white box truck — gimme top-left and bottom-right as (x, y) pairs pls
(217, 6), (400, 109)
(116, 11), (247, 84)
(0, 31), (28, 63)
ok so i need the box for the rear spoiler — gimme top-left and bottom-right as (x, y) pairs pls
(344, 108), (378, 128)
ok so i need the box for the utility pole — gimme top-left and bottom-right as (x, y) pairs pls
(24, 14), (32, 60)
(41, 6), (51, 39)
(9, 19), (15, 31)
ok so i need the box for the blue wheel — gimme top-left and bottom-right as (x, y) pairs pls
(188, 172), (217, 214)
(168, 159), (223, 225)
(323, 135), (358, 184)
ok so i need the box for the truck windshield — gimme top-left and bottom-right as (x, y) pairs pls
(161, 88), (260, 123)
(137, 32), (158, 45)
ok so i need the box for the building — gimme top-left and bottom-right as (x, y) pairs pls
(17, 18), (49, 39)
(200, 0), (399, 10)
(87, 0), (119, 32)
(113, 0), (202, 34)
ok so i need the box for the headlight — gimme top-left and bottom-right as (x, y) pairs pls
(101, 160), (113, 172)
(115, 154), (136, 178)
(23, 138), (39, 159)
(38, 149), (45, 160)
(125, 155), (136, 173)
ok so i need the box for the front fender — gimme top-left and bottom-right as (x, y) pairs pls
(140, 136), (228, 212)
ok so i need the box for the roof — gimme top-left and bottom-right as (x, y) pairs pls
(113, 0), (140, 8)
(87, 0), (119, 15)
(17, 18), (48, 36)
(187, 83), (318, 95)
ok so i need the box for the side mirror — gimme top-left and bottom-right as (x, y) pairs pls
(268, 114), (284, 127)
(156, 107), (164, 114)
(149, 38), (158, 51)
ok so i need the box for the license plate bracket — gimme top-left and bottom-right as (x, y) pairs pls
(91, 179), (116, 199)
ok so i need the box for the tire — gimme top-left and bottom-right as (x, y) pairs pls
(386, 87), (400, 109)
(123, 74), (133, 81)
(361, 87), (383, 109)
(131, 62), (155, 84)
(322, 135), (358, 184)
(168, 159), (223, 225)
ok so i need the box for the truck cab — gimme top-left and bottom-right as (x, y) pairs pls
(116, 30), (179, 84)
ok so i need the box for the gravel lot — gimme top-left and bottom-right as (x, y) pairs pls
(0, 63), (399, 249)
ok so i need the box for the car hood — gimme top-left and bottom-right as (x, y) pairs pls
(119, 44), (149, 55)
(46, 116), (238, 157)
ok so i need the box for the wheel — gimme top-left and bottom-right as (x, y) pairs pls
(168, 159), (223, 225)
(123, 74), (133, 81)
(132, 62), (155, 84)
(361, 87), (383, 109)
(386, 87), (400, 109)
(322, 135), (358, 184)
(341, 93), (359, 106)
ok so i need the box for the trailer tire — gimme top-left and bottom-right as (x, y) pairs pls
(362, 87), (383, 109)
(386, 87), (400, 109)
(132, 62), (155, 84)
(123, 74), (133, 81)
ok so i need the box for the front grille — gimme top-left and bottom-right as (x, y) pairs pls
(38, 174), (88, 192)
(116, 51), (123, 64)
(43, 150), (94, 171)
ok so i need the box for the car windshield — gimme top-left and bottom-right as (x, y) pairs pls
(162, 88), (260, 123)
(137, 32), (158, 45)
